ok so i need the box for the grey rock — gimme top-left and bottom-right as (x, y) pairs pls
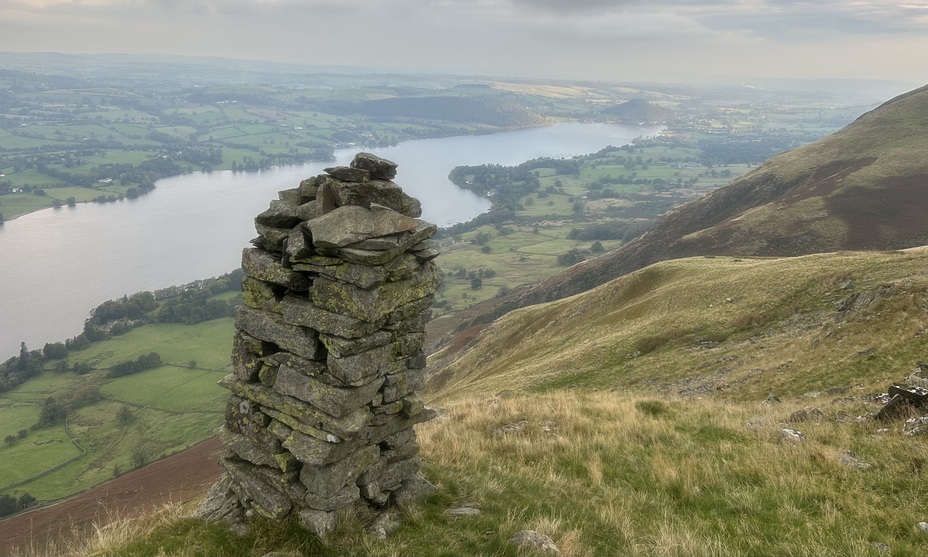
(350, 152), (398, 180)
(392, 475), (436, 506)
(194, 475), (245, 524)
(310, 263), (441, 324)
(275, 363), (383, 418)
(241, 277), (283, 314)
(369, 511), (402, 539)
(254, 223), (290, 251)
(308, 204), (417, 249)
(509, 530), (560, 554)
(300, 445), (380, 498)
(223, 460), (292, 520)
(304, 483), (361, 512)
(220, 426), (282, 468)
(327, 343), (400, 386)
(285, 224), (313, 260)
(379, 457), (421, 490)
(299, 508), (336, 538)
(230, 330), (265, 382)
(221, 375), (370, 440)
(281, 295), (382, 339)
(786, 408), (828, 423)
(838, 450), (872, 470)
(299, 176), (319, 202)
(324, 165), (370, 182)
(256, 199), (301, 228)
(448, 506), (482, 516)
(319, 330), (394, 359)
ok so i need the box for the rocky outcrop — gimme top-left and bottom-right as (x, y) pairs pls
(198, 153), (439, 537)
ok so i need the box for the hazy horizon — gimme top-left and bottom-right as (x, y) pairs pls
(1, 1), (927, 84)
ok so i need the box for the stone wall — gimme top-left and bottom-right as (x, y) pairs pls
(198, 153), (439, 536)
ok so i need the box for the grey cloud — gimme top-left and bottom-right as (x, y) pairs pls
(505, 0), (643, 15)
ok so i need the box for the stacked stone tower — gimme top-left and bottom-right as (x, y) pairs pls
(198, 153), (440, 536)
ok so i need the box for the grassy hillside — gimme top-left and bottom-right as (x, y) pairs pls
(57, 390), (928, 557)
(31, 246), (928, 557)
(430, 247), (928, 402)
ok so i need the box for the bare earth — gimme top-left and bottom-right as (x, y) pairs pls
(0, 436), (223, 556)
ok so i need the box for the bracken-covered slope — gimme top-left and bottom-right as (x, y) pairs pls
(500, 83), (928, 311)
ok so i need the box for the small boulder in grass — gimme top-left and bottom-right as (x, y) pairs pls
(509, 530), (560, 554)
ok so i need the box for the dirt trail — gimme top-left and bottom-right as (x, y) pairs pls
(0, 436), (223, 556)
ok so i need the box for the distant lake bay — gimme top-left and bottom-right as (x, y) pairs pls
(0, 123), (661, 359)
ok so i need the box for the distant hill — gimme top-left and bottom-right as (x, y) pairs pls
(321, 96), (547, 128)
(601, 99), (673, 124)
(463, 83), (928, 321)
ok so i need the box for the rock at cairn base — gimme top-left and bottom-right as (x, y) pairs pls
(197, 152), (439, 538)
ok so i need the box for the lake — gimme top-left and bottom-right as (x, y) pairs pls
(0, 122), (662, 359)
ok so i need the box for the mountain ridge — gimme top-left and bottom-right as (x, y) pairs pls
(447, 82), (928, 330)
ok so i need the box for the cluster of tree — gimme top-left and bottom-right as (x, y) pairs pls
(85, 292), (159, 329)
(4, 428), (28, 445)
(32, 385), (101, 430)
(82, 271), (242, 340)
(438, 206), (516, 238)
(108, 352), (162, 378)
(156, 291), (236, 325)
(0, 342), (44, 394)
(0, 493), (36, 518)
(36, 396), (68, 427)
(557, 248), (588, 266)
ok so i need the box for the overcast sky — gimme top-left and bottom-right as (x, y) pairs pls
(1, 0), (926, 83)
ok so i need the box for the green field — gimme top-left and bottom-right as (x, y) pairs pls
(0, 318), (233, 501)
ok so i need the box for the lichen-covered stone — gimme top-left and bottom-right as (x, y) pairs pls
(220, 376), (370, 440)
(275, 363), (384, 418)
(295, 252), (420, 290)
(318, 329), (393, 359)
(285, 223), (314, 260)
(235, 305), (324, 361)
(241, 248), (311, 291)
(220, 426), (282, 468)
(310, 263), (441, 324)
(231, 331), (266, 382)
(327, 343), (400, 386)
(241, 277), (282, 314)
(281, 295), (382, 339)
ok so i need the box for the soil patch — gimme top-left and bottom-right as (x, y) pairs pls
(0, 436), (223, 556)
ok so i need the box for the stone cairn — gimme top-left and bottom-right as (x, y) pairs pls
(197, 152), (440, 537)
